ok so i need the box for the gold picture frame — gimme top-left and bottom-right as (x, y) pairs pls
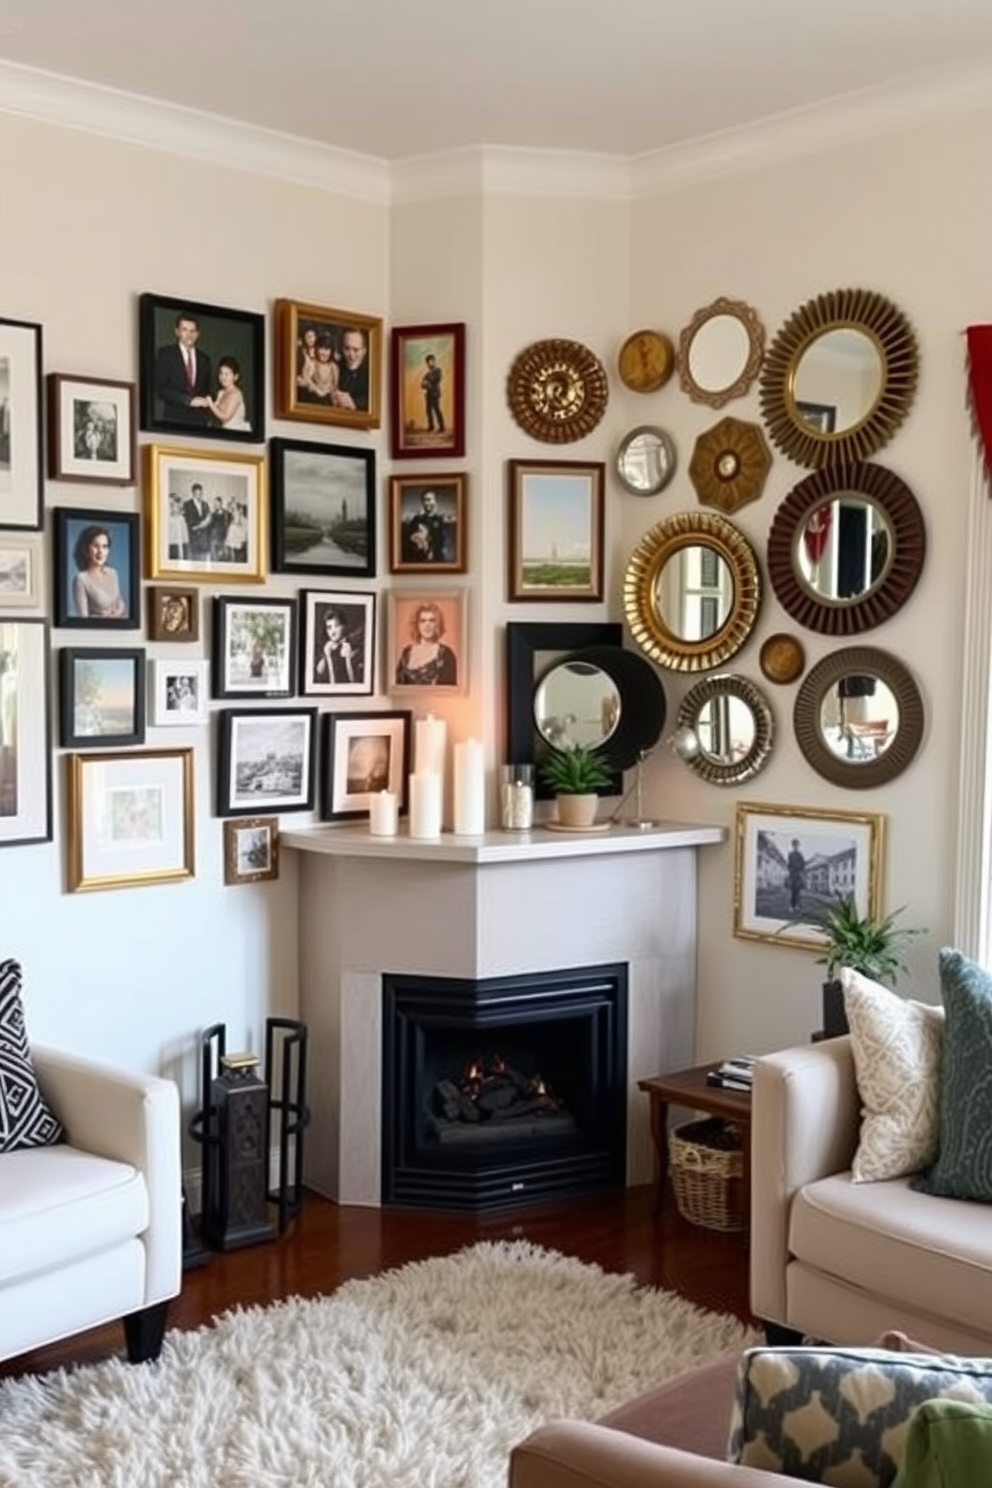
(223, 816), (279, 885)
(274, 299), (382, 430)
(66, 747), (195, 893)
(144, 443), (266, 584)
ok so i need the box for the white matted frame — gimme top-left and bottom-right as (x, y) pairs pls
(151, 659), (209, 726)
(0, 619), (51, 846)
(66, 747), (194, 892)
(319, 708), (411, 822)
(223, 815), (279, 885)
(212, 595), (296, 699)
(145, 443), (266, 583)
(216, 706), (317, 816)
(733, 800), (883, 951)
(47, 373), (136, 485)
(0, 317), (43, 531)
(388, 589), (467, 696)
(299, 588), (375, 697)
(0, 533), (43, 608)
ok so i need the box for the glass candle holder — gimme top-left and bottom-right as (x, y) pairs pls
(500, 764), (534, 831)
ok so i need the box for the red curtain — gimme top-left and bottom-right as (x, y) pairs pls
(966, 326), (992, 488)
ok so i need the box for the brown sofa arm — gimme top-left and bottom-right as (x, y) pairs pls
(509, 1421), (779, 1487)
(749, 1038), (860, 1328)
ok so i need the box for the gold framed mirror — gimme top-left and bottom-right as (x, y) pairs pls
(793, 645), (924, 789)
(624, 510), (761, 673)
(759, 287), (919, 468)
(615, 425), (677, 497)
(676, 297), (765, 409)
(673, 673), (774, 786)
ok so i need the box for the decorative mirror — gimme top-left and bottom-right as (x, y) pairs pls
(676, 297), (765, 409)
(615, 426), (677, 497)
(759, 287), (919, 468)
(624, 510), (761, 673)
(534, 659), (621, 751)
(672, 673), (774, 786)
(793, 646), (924, 788)
(688, 417), (772, 515)
(767, 461), (926, 636)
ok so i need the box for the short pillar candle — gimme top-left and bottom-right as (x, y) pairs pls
(368, 790), (398, 837)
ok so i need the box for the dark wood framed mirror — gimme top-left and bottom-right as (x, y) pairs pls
(673, 673), (774, 786)
(793, 645), (924, 788)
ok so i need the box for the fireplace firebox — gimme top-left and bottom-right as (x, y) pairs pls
(381, 963), (628, 1211)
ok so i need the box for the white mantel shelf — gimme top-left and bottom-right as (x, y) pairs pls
(282, 819), (724, 864)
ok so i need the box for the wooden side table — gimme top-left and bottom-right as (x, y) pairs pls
(637, 1064), (752, 1233)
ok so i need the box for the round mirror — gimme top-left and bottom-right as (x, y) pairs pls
(624, 511), (761, 673)
(760, 287), (919, 467)
(615, 426), (677, 496)
(767, 462), (926, 635)
(534, 660), (621, 751)
(676, 298), (765, 409)
(794, 646), (924, 788)
(674, 674), (774, 786)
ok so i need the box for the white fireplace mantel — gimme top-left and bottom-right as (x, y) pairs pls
(284, 819), (724, 1206)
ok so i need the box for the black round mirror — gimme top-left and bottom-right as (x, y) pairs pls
(534, 660), (621, 751)
(538, 645), (666, 772)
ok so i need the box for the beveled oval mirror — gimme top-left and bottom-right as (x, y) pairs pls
(624, 511), (761, 673)
(676, 297), (765, 409)
(759, 287), (919, 467)
(534, 659), (621, 750)
(767, 462), (926, 635)
(615, 426), (677, 496)
(674, 673), (774, 786)
(793, 646), (924, 788)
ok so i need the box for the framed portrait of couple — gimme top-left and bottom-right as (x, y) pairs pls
(138, 292), (265, 444)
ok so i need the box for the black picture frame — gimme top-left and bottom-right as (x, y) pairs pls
(211, 595), (297, 700)
(52, 507), (140, 630)
(138, 292), (265, 443)
(0, 618), (52, 846)
(59, 647), (145, 748)
(505, 620), (623, 800)
(0, 316), (44, 531)
(269, 437), (376, 578)
(216, 706), (317, 817)
(319, 709), (411, 822)
(299, 588), (376, 698)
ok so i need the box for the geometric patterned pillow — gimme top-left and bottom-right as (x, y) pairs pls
(0, 958), (64, 1152)
(727, 1345), (992, 1487)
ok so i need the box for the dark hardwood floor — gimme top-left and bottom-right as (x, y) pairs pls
(1, 1183), (753, 1382)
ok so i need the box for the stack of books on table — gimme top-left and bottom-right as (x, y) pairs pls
(706, 1056), (755, 1092)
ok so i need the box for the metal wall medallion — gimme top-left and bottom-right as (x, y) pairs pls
(759, 633), (806, 685)
(617, 329), (675, 393)
(688, 416), (772, 515)
(506, 338), (609, 444)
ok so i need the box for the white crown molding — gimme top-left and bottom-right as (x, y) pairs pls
(0, 59), (391, 204)
(390, 145), (631, 204)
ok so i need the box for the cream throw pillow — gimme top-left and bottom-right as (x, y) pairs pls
(841, 966), (943, 1183)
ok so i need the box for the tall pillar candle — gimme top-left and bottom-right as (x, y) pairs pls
(414, 714), (446, 780)
(408, 770), (442, 839)
(452, 738), (486, 835)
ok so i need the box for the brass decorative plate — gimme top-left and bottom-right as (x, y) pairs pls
(759, 633), (806, 685)
(688, 416), (772, 515)
(618, 330), (674, 393)
(507, 338), (609, 444)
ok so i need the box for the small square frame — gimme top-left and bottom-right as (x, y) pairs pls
(0, 533), (43, 608)
(389, 474), (467, 574)
(320, 709), (411, 822)
(269, 437), (376, 579)
(146, 585), (200, 642)
(388, 589), (467, 696)
(299, 588), (375, 697)
(733, 800), (884, 950)
(150, 658), (209, 726)
(52, 507), (140, 629)
(0, 618), (51, 846)
(507, 458), (605, 602)
(390, 322), (466, 459)
(59, 646), (146, 748)
(65, 746), (194, 893)
(138, 292), (265, 442)
(145, 443), (266, 583)
(47, 373), (136, 484)
(216, 706), (317, 817)
(0, 316), (43, 531)
(274, 299), (382, 429)
(212, 595), (296, 699)
(224, 815), (279, 885)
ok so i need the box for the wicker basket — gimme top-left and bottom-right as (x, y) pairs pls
(668, 1116), (744, 1232)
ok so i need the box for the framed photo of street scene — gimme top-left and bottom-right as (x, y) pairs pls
(0, 619), (51, 846)
(52, 507), (140, 630)
(216, 706), (317, 817)
(733, 800), (883, 951)
(507, 459), (605, 602)
(212, 595), (296, 700)
(47, 374), (136, 485)
(389, 474), (467, 575)
(138, 293), (265, 443)
(390, 322), (465, 459)
(319, 709), (411, 822)
(59, 647), (145, 748)
(145, 444), (266, 584)
(269, 437), (375, 579)
(0, 317), (43, 531)
(274, 299), (382, 430)
(299, 589), (375, 698)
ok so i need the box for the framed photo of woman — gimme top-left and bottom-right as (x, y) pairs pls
(388, 589), (467, 697)
(299, 589), (375, 698)
(52, 507), (140, 630)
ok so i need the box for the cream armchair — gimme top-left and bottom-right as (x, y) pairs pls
(0, 1045), (183, 1365)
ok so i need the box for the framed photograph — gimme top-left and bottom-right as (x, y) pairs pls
(138, 292), (265, 442)
(733, 801), (884, 950)
(145, 443), (266, 583)
(390, 322), (466, 459)
(507, 458), (605, 602)
(0, 317), (43, 531)
(0, 534), (43, 608)
(796, 400), (837, 435)
(0, 619), (51, 846)
(223, 816), (279, 885)
(59, 647), (145, 748)
(52, 507), (140, 629)
(146, 585), (199, 643)
(320, 709), (411, 822)
(150, 659), (209, 726)
(299, 588), (375, 697)
(216, 706), (317, 816)
(389, 474), (467, 574)
(274, 299), (382, 430)
(47, 373), (136, 484)
(388, 590), (467, 696)
(269, 437), (375, 579)
(65, 747), (194, 893)
(212, 595), (296, 699)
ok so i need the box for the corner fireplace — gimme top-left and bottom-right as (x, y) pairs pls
(381, 963), (628, 1212)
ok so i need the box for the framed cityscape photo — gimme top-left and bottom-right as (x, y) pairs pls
(145, 443), (266, 583)
(138, 292), (265, 442)
(59, 647), (145, 748)
(269, 437), (375, 578)
(0, 317), (43, 530)
(212, 595), (296, 699)
(388, 474), (467, 574)
(299, 588), (375, 698)
(274, 299), (382, 430)
(47, 373), (136, 485)
(390, 322), (466, 459)
(0, 619), (51, 846)
(507, 458), (605, 602)
(216, 706), (317, 816)
(223, 816), (279, 885)
(320, 709), (411, 822)
(52, 507), (140, 629)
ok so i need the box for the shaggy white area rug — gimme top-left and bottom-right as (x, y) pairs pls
(0, 1240), (758, 1487)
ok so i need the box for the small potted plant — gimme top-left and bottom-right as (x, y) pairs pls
(538, 744), (613, 829)
(808, 895), (925, 1037)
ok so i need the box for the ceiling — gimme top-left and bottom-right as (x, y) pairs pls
(1, 0), (992, 161)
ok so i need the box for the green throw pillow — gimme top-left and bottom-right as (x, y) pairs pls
(892, 1399), (992, 1487)
(911, 948), (992, 1201)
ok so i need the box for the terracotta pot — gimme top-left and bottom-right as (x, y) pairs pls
(556, 792), (598, 828)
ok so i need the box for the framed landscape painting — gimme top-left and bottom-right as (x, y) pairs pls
(507, 459), (605, 602)
(0, 317), (43, 531)
(0, 618), (51, 846)
(59, 647), (145, 748)
(269, 438), (375, 579)
(138, 292), (265, 442)
(390, 322), (465, 459)
(0, 534), (43, 608)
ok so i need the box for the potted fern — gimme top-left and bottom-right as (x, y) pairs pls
(808, 895), (925, 1036)
(538, 744), (613, 829)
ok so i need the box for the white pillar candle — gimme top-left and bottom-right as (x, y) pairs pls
(408, 770), (442, 839)
(368, 789), (398, 837)
(452, 738), (486, 835)
(414, 714), (447, 779)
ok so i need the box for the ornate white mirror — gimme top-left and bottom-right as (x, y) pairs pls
(676, 297), (765, 409)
